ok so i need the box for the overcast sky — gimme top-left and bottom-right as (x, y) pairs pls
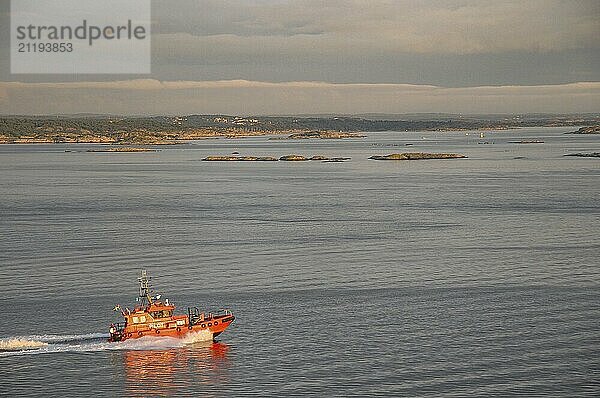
(1, 0), (599, 115)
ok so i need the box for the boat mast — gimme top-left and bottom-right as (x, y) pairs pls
(138, 270), (153, 306)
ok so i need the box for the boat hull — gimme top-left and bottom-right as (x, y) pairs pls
(109, 315), (234, 342)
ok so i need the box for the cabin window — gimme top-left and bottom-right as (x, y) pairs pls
(139, 316), (146, 323)
(132, 317), (139, 324)
(151, 310), (172, 318)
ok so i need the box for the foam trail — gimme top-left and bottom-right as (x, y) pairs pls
(0, 330), (214, 357)
(20, 333), (108, 343)
(0, 338), (49, 351)
(0, 333), (109, 357)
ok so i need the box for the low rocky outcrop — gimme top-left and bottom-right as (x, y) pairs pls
(564, 152), (600, 158)
(279, 154), (309, 161)
(201, 154), (350, 162)
(280, 131), (366, 140)
(202, 156), (278, 161)
(86, 147), (157, 152)
(323, 157), (351, 162)
(567, 126), (600, 134)
(369, 152), (467, 160)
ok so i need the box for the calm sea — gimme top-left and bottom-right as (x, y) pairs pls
(0, 127), (598, 396)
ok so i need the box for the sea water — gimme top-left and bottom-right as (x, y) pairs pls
(0, 127), (598, 396)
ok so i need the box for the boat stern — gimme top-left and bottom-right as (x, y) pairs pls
(108, 322), (126, 342)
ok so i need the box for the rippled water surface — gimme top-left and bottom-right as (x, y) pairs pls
(0, 128), (599, 396)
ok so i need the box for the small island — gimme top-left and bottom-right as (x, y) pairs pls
(86, 147), (157, 153)
(509, 140), (544, 144)
(202, 154), (351, 162)
(564, 152), (600, 158)
(202, 156), (278, 161)
(279, 154), (308, 161)
(323, 157), (351, 162)
(369, 152), (467, 160)
(567, 126), (600, 134)
(283, 131), (365, 140)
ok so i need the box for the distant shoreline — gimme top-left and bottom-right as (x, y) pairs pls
(1, 114), (598, 145)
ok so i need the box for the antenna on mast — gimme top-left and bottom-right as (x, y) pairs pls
(138, 270), (153, 306)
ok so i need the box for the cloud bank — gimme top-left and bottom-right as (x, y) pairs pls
(1, 1), (598, 113)
(153, 0), (599, 54)
(2, 80), (598, 115)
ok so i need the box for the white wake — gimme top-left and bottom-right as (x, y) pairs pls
(0, 330), (214, 357)
(0, 338), (49, 351)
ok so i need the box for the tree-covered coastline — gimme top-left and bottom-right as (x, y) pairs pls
(1, 114), (598, 144)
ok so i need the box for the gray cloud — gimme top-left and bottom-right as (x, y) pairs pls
(153, 0), (599, 54)
(146, 1), (600, 86)
(142, 0), (599, 87)
(1, 0), (598, 114)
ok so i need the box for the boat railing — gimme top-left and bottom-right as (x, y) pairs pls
(187, 307), (232, 325)
(205, 309), (232, 320)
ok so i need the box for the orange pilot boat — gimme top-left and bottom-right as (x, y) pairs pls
(108, 271), (235, 342)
